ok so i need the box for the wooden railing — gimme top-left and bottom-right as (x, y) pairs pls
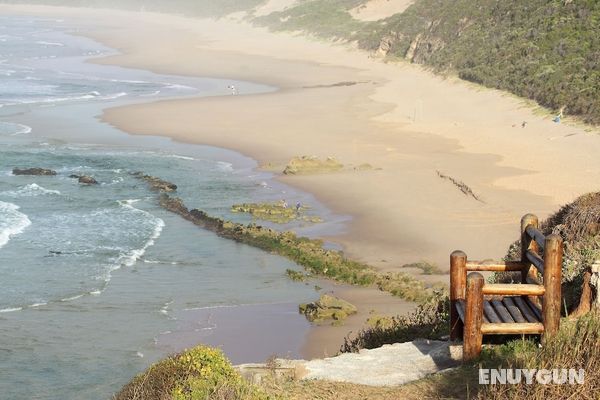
(450, 214), (563, 361)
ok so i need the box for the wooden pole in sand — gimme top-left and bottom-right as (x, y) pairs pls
(464, 272), (484, 361)
(521, 214), (539, 283)
(450, 250), (467, 341)
(542, 234), (563, 340)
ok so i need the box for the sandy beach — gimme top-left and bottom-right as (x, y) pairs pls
(2, 4), (600, 359)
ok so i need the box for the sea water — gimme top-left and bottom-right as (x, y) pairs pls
(0, 15), (345, 399)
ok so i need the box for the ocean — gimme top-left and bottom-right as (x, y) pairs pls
(0, 15), (344, 399)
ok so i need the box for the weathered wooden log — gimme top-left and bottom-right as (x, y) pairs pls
(466, 261), (525, 272)
(570, 268), (592, 318)
(450, 250), (467, 341)
(464, 272), (484, 361)
(483, 300), (502, 323)
(542, 234), (563, 339)
(481, 322), (544, 335)
(513, 296), (540, 322)
(491, 299), (515, 323)
(482, 284), (545, 296)
(525, 250), (545, 274)
(525, 225), (546, 251)
(502, 297), (526, 323)
(521, 214), (539, 284)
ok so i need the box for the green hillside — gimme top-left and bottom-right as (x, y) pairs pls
(2, 0), (599, 123)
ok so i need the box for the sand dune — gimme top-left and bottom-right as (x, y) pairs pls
(350, 0), (414, 21)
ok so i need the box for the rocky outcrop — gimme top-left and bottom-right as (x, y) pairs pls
(283, 156), (343, 175)
(132, 172), (177, 192)
(299, 294), (358, 322)
(231, 202), (322, 224)
(12, 167), (56, 176)
(70, 175), (98, 185)
(134, 173), (443, 304)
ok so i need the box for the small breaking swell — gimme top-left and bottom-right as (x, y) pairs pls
(117, 200), (165, 267)
(0, 122), (32, 136)
(0, 201), (32, 249)
(2, 183), (60, 197)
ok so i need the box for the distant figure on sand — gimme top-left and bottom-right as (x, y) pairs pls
(521, 121), (527, 128)
(553, 106), (565, 123)
(281, 199), (288, 209)
(295, 202), (302, 212)
(227, 85), (238, 95)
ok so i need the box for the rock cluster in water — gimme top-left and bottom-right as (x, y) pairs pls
(134, 173), (445, 304)
(231, 202), (323, 224)
(299, 294), (358, 322)
(132, 172), (177, 192)
(12, 167), (57, 176)
(70, 175), (99, 185)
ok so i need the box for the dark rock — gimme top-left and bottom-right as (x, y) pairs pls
(12, 168), (57, 176)
(78, 175), (98, 185)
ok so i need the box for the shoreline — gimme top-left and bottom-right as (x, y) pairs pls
(3, 3), (600, 360)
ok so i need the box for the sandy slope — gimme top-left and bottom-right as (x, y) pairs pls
(350, 0), (415, 21)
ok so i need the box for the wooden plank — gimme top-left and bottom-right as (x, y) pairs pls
(525, 225), (546, 251)
(491, 299), (515, 323)
(464, 273), (485, 361)
(526, 250), (545, 274)
(483, 300), (502, 323)
(542, 234), (563, 339)
(502, 297), (526, 323)
(521, 214), (540, 284)
(526, 274), (542, 285)
(466, 261), (525, 272)
(481, 322), (544, 335)
(483, 284), (545, 296)
(450, 250), (467, 341)
(456, 300), (466, 322)
(513, 296), (540, 323)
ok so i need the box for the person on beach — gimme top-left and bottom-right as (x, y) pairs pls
(281, 199), (288, 209)
(227, 85), (238, 95)
(295, 202), (302, 212)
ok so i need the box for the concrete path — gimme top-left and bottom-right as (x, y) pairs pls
(237, 339), (461, 387)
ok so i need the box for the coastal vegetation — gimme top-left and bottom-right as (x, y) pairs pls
(134, 171), (445, 304)
(231, 202), (322, 224)
(113, 346), (269, 400)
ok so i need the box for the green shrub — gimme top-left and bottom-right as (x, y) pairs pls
(114, 346), (269, 400)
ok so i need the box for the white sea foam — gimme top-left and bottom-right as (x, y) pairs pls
(0, 122), (32, 136)
(216, 161), (234, 172)
(35, 40), (64, 47)
(0, 201), (32, 249)
(0, 307), (23, 313)
(168, 154), (195, 161)
(3, 183), (60, 197)
(115, 200), (165, 269)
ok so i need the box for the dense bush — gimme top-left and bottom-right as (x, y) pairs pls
(114, 346), (269, 400)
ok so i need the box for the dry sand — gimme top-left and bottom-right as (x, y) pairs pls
(2, 4), (600, 357)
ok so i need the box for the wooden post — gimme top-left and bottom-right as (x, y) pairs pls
(542, 234), (563, 339)
(450, 250), (467, 341)
(521, 214), (539, 283)
(464, 272), (484, 361)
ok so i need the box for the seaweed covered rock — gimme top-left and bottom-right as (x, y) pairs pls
(132, 171), (177, 192)
(283, 156), (343, 175)
(299, 294), (358, 322)
(12, 167), (56, 176)
(231, 202), (322, 224)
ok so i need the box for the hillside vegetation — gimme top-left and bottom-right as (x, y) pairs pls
(5, 0), (599, 124)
